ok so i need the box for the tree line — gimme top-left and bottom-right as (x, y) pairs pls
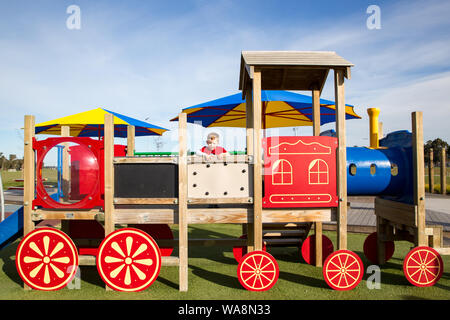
(424, 138), (449, 165)
(0, 153), (23, 171)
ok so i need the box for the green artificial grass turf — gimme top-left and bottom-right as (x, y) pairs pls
(0, 224), (448, 300)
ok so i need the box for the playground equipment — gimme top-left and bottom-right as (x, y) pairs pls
(7, 51), (448, 292)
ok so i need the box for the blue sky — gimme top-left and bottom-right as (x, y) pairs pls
(1, 0), (450, 158)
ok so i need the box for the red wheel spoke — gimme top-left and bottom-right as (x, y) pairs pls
(243, 261), (256, 271)
(425, 256), (438, 266)
(329, 260), (341, 270)
(346, 272), (358, 282)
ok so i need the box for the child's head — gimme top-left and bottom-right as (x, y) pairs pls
(206, 132), (220, 151)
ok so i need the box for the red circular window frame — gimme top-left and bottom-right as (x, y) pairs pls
(33, 137), (104, 210)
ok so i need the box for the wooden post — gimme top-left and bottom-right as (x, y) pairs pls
(312, 88), (322, 266)
(412, 112), (426, 246)
(23, 116), (35, 235)
(429, 148), (434, 193)
(244, 88), (254, 244)
(23, 115), (35, 290)
(334, 69), (347, 250)
(252, 70), (263, 251)
(441, 148), (447, 195)
(178, 113), (189, 292)
(127, 125), (135, 156)
(104, 114), (115, 237)
(376, 215), (387, 265)
(312, 89), (321, 136)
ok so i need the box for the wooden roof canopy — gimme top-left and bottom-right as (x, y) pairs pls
(239, 51), (353, 94)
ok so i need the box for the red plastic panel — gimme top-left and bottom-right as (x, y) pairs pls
(33, 137), (104, 209)
(262, 136), (338, 208)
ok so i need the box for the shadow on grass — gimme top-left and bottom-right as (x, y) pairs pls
(78, 266), (105, 288)
(190, 265), (242, 290)
(0, 241), (23, 287)
(278, 270), (329, 289)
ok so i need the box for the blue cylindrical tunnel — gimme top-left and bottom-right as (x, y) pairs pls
(347, 147), (391, 195)
(346, 146), (412, 197)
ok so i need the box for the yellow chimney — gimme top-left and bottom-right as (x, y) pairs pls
(367, 108), (380, 148)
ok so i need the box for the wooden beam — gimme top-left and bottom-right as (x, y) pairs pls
(412, 112), (426, 246)
(334, 69), (347, 250)
(114, 157), (176, 164)
(112, 207), (333, 225)
(441, 148), (446, 195)
(178, 112), (188, 292)
(375, 197), (416, 226)
(113, 198), (178, 205)
(252, 70), (263, 251)
(32, 209), (102, 221)
(127, 125), (135, 156)
(104, 113), (115, 236)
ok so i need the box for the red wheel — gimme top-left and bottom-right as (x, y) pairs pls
(363, 232), (395, 264)
(16, 228), (79, 291)
(301, 234), (334, 265)
(237, 251), (279, 291)
(323, 250), (364, 291)
(233, 234), (267, 263)
(129, 224), (173, 256)
(96, 228), (161, 292)
(403, 246), (443, 287)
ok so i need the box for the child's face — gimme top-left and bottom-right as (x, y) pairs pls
(206, 137), (218, 151)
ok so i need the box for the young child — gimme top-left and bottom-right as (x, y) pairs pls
(198, 132), (228, 159)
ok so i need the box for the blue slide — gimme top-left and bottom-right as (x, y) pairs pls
(0, 206), (24, 250)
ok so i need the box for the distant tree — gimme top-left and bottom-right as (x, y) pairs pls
(0, 152), (6, 170)
(424, 138), (449, 165)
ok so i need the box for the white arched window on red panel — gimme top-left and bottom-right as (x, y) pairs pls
(308, 159), (329, 185)
(272, 159), (293, 185)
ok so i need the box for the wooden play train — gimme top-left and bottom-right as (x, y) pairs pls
(16, 51), (447, 292)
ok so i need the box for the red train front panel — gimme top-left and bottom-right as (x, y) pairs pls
(262, 136), (338, 208)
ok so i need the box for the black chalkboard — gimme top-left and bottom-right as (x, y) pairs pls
(114, 163), (178, 198)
